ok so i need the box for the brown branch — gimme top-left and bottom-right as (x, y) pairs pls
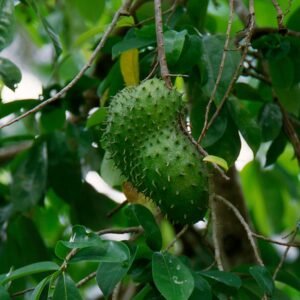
(233, 0), (250, 26)
(271, 0), (285, 30)
(273, 227), (298, 280)
(214, 194), (264, 266)
(252, 232), (300, 248)
(201, 0), (256, 136)
(165, 225), (189, 251)
(0, 0), (133, 130)
(179, 115), (230, 180)
(198, 0), (235, 144)
(276, 100), (300, 164)
(210, 193), (224, 271)
(12, 288), (34, 298)
(76, 271), (97, 288)
(154, 0), (172, 88)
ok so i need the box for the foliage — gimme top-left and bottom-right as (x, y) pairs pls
(0, 0), (300, 299)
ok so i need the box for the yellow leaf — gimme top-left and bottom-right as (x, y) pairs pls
(120, 49), (139, 86)
(203, 155), (229, 171)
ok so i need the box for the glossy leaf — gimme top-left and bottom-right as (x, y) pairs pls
(120, 48), (140, 86)
(164, 30), (187, 66)
(152, 252), (194, 300)
(259, 103), (282, 142)
(0, 57), (21, 91)
(0, 0), (14, 51)
(198, 270), (241, 289)
(265, 131), (287, 166)
(71, 240), (130, 263)
(53, 273), (82, 300)
(31, 276), (51, 300)
(228, 97), (262, 154)
(200, 35), (240, 104)
(249, 266), (274, 296)
(96, 250), (136, 297)
(125, 204), (162, 251)
(189, 274), (212, 300)
(1, 261), (59, 284)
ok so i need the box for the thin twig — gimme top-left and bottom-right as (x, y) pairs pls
(12, 288), (34, 298)
(205, 1), (256, 132)
(106, 200), (128, 218)
(154, 0), (172, 88)
(252, 232), (300, 248)
(76, 271), (97, 288)
(271, 0), (285, 29)
(210, 194), (224, 271)
(277, 100), (300, 164)
(214, 194), (264, 266)
(273, 228), (298, 280)
(165, 225), (189, 251)
(198, 0), (235, 143)
(179, 115), (230, 180)
(0, 0), (133, 130)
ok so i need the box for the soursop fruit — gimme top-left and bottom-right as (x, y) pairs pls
(102, 78), (208, 224)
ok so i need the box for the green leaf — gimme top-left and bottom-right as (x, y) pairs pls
(203, 155), (228, 171)
(200, 35), (240, 105)
(198, 270), (242, 289)
(234, 83), (263, 102)
(40, 108), (66, 132)
(71, 240), (130, 263)
(55, 225), (104, 259)
(265, 131), (287, 166)
(228, 97), (262, 154)
(1, 261), (59, 284)
(74, 0), (105, 23)
(0, 57), (22, 91)
(0, 286), (10, 300)
(259, 103), (282, 142)
(10, 141), (47, 212)
(112, 27), (156, 58)
(96, 249), (136, 297)
(152, 252), (194, 300)
(275, 270), (300, 291)
(117, 16), (135, 28)
(125, 204), (162, 251)
(53, 273), (82, 300)
(31, 276), (51, 300)
(26, 0), (62, 58)
(190, 274), (212, 300)
(249, 265), (275, 296)
(269, 57), (294, 90)
(204, 117), (241, 167)
(0, 0), (14, 51)
(164, 30), (187, 66)
(0, 100), (38, 118)
(86, 107), (107, 128)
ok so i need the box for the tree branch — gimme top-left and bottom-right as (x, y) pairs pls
(206, 2), (255, 132)
(198, 0), (235, 144)
(0, 0), (133, 130)
(154, 0), (172, 88)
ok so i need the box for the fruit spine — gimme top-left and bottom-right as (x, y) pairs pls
(102, 78), (208, 224)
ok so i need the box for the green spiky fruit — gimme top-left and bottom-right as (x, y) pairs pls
(102, 78), (208, 224)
